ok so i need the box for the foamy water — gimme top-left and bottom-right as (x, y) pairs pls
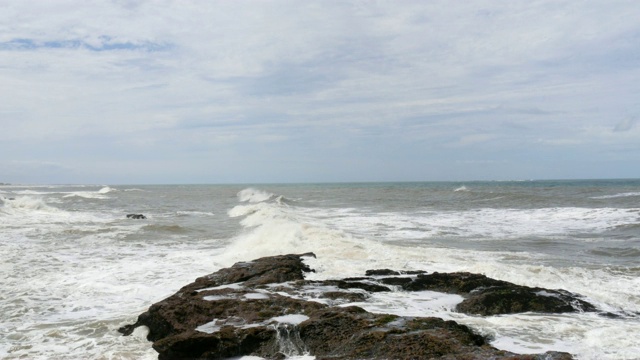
(1, 181), (639, 359)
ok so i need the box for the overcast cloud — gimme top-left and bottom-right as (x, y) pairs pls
(1, 0), (639, 184)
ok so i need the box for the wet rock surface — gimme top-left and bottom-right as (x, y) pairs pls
(120, 253), (585, 359)
(383, 272), (597, 316)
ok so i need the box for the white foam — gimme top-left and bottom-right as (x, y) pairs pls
(62, 191), (110, 199)
(196, 314), (310, 335)
(462, 312), (640, 359)
(349, 290), (464, 318)
(98, 186), (115, 194)
(196, 283), (245, 292)
(132, 325), (150, 339)
(1, 196), (59, 213)
(320, 206), (640, 241)
(196, 319), (221, 334)
(177, 210), (215, 216)
(1, 204), (225, 359)
(591, 191), (640, 199)
(11, 186), (115, 200)
(14, 189), (51, 195)
(203, 295), (234, 301)
(244, 293), (270, 300)
(220, 196), (640, 313)
(270, 314), (309, 325)
(534, 290), (561, 298)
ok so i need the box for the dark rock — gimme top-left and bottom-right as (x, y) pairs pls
(403, 272), (511, 293)
(365, 269), (401, 276)
(457, 287), (597, 316)
(380, 276), (413, 286)
(189, 252), (316, 290)
(126, 214), (146, 219)
(321, 291), (367, 302)
(400, 272), (596, 316)
(299, 308), (490, 359)
(120, 253), (581, 359)
(324, 279), (391, 293)
(119, 253), (319, 341)
(365, 269), (427, 276)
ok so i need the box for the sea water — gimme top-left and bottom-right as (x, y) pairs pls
(1, 180), (639, 359)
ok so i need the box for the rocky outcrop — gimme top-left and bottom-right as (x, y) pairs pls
(126, 214), (146, 219)
(380, 272), (596, 316)
(120, 253), (586, 359)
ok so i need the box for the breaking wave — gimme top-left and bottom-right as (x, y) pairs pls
(591, 192), (640, 199)
(0, 196), (60, 214)
(237, 188), (276, 203)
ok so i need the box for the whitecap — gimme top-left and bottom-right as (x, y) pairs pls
(177, 210), (215, 216)
(63, 192), (109, 199)
(98, 186), (116, 194)
(237, 188), (275, 203)
(591, 192), (640, 199)
(0, 196), (60, 213)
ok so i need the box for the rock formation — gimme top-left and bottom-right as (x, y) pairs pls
(120, 253), (590, 359)
(380, 271), (596, 316)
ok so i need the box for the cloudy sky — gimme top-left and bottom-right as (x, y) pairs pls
(1, 1), (639, 184)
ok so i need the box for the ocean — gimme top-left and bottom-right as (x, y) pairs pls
(1, 180), (639, 359)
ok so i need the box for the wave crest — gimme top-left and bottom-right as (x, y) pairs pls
(1, 196), (60, 214)
(98, 186), (116, 194)
(591, 192), (640, 199)
(237, 188), (276, 203)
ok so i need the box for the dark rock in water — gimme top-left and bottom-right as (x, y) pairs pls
(126, 214), (146, 219)
(403, 271), (512, 293)
(365, 268), (427, 276)
(458, 286), (597, 316)
(120, 253), (584, 359)
(323, 279), (391, 293)
(401, 272), (596, 316)
(119, 253), (319, 341)
(379, 276), (413, 286)
(365, 269), (401, 276)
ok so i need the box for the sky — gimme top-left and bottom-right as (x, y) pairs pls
(1, 1), (639, 184)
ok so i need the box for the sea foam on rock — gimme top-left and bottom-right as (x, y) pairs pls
(120, 253), (584, 359)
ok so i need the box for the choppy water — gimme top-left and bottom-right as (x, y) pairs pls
(1, 180), (639, 359)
